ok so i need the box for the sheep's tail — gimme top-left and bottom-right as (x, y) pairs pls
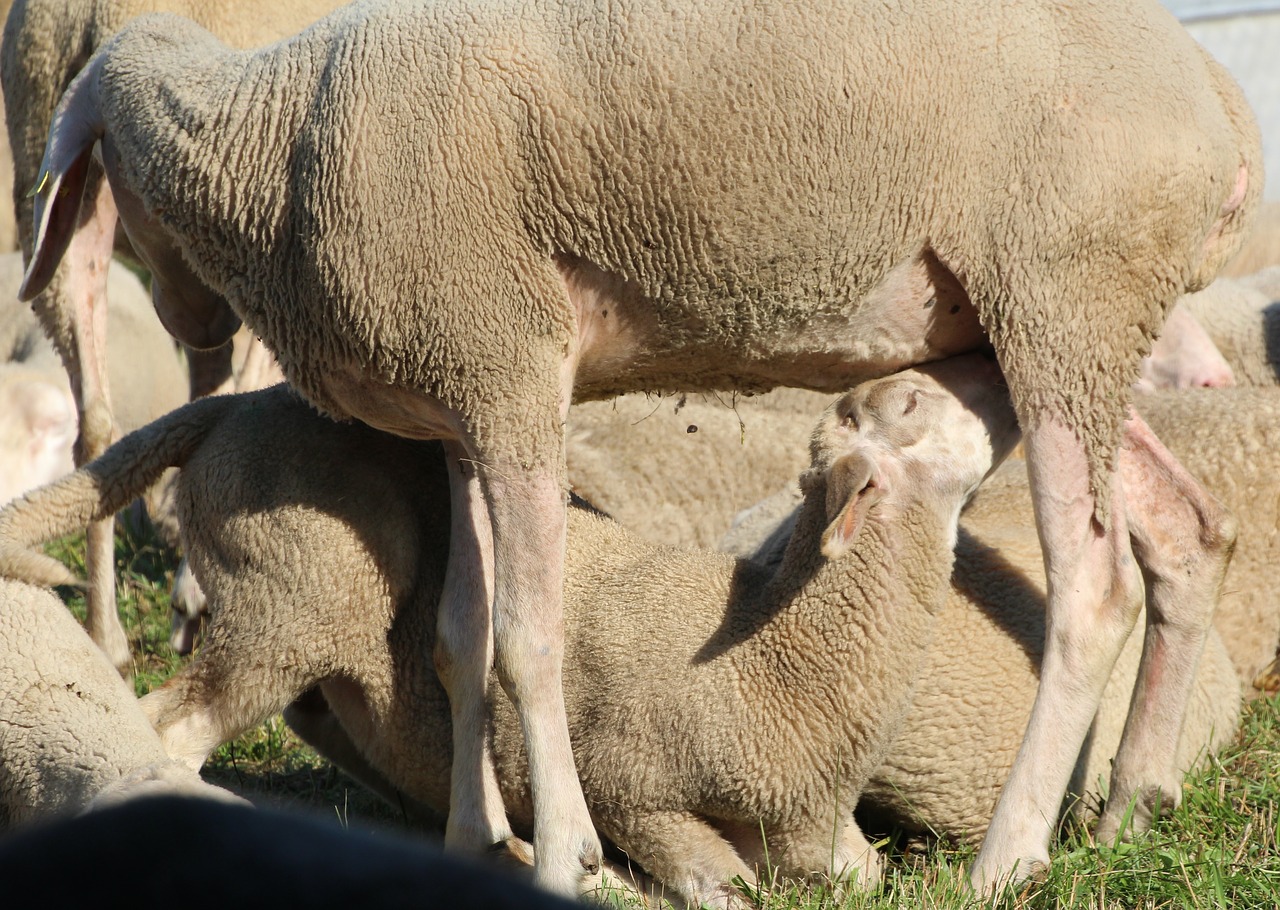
(0, 393), (240, 587)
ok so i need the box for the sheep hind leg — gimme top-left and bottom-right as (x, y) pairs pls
(482, 456), (602, 895)
(140, 642), (311, 772)
(1095, 411), (1236, 842)
(433, 440), (517, 854)
(49, 176), (128, 674)
(970, 413), (1144, 893)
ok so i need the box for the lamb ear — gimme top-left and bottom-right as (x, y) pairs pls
(19, 64), (105, 302)
(820, 452), (885, 559)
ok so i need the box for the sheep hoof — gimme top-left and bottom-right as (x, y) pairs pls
(578, 839), (602, 876)
(1253, 656), (1280, 693)
(1096, 783), (1176, 843)
(486, 836), (535, 869)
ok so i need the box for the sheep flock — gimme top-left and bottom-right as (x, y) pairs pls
(0, 0), (1278, 906)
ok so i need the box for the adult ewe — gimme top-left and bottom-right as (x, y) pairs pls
(1, 0), (348, 675)
(18, 0), (1259, 892)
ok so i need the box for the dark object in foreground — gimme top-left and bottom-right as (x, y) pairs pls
(0, 795), (579, 909)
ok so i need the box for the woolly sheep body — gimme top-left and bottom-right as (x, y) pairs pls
(0, 576), (242, 828)
(728, 387), (1280, 840)
(1221, 200), (1280, 278)
(18, 0), (1263, 889)
(0, 359), (1018, 906)
(565, 389), (825, 549)
(168, 386), (821, 654)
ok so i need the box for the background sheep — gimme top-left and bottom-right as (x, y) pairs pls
(0, 576), (243, 829)
(1176, 267), (1280, 388)
(1, 251), (187, 539)
(17, 0), (1261, 891)
(1, 0), (345, 677)
(1221, 200), (1280, 278)
(0, 356), (1021, 906)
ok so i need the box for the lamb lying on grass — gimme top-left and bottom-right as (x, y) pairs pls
(0, 353), (1018, 906)
(727, 386), (1280, 842)
(0, 576), (243, 829)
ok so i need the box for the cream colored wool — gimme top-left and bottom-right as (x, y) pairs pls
(33, 0), (1255, 506)
(1138, 388), (1280, 689)
(566, 388), (828, 550)
(730, 387), (1280, 842)
(0, 360), (1016, 906)
(0, 575), (243, 829)
(859, 454), (1243, 844)
(167, 386), (823, 651)
(1178, 267), (1280, 388)
(3, 0), (345, 418)
(15, 0), (1264, 890)
(1, 252), (187, 521)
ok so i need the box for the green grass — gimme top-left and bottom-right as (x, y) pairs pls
(46, 521), (1280, 908)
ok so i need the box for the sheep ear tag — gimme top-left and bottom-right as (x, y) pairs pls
(820, 453), (885, 559)
(19, 146), (95, 303)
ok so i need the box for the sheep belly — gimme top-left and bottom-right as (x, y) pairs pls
(565, 251), (986, 398)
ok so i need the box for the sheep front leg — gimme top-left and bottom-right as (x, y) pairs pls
(434, 440), (515, 854)
(481, 457), (602, 895)
(970, 414), (1144, 892)
(1096, 412), (1236, 841)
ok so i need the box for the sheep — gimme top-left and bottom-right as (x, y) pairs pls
(1134, 301), (1237, 392)
(1, 251), (188, 559)
(727, 386), (1280, 842)
(1175, 267), (1280, 388)
(0, 354), (1022, 905)
(0, 575), (244, 829)
(564, 389), (825, 551)
(16, 1), (1261, 891)
(1, 0), (348, 679)
(165, 386), (817, 656)
(857, 453), (1245, 845)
